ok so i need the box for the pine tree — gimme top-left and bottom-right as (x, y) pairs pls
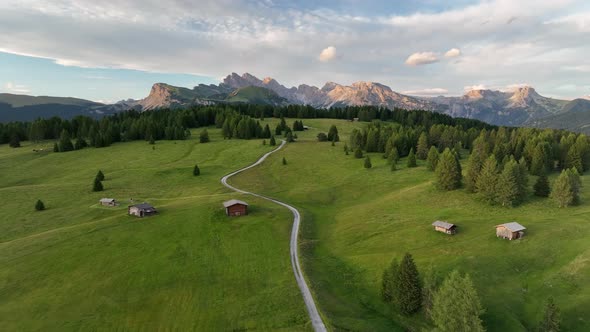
(496, 159), (520, 207)
(426, 146), (439, 171)
(96, 170), (105, 181)
(381, 259), (399, 303)
(531, 144), (550, 175)
(395, 253), (422, 315)
(566, 145), (583, 173)
(199, 129), (210, 143)
(262, 124), (271, 138)
(354, 147), (363, 159)
(93, 178), (104, 192)
(534, 173), (551, 197)
(416, 133), (429, 160)
(435, 148), (462, 191)
(431, 271), (485, 332)
(35, 199), (45, 211)
(538, 297), (561, 332)
(282, 157), (287, 165)
(286, 131), (294, 142)
(328, 125), (340, 142)
(193, 164), (200, 176)
(388, 147), (400, 165)
(269, 135), (276, 146)
(477, 155), (499, 203)
(407, 148), (417, 168)
(551, 169), (575, 207)
(74, 138), (87, 150)
(465, 150), (484, 192)
(9, 133), (21, 148)
(58, 129), (74, 152)
(422, 265), (440, 320)
(364, 155), (372, 169)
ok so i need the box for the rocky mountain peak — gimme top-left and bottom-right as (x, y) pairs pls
(509, 86), (540, 107)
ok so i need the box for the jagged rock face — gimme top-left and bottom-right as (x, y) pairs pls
(138, 83), (176, 110)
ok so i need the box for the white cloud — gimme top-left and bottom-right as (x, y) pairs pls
(319, 46), (337, 62)
(405, 52), (439, 66)
(464, 84), (487, 92)
(3, 82), (31, 94)
(402, 88), (449, 96)
(444, 48), (461, 58)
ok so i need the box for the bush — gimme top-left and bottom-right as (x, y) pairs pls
(317, 133), (328, 142)
(282, 157), (287, 165)
(199, 129), (210, 143)
(193, 164), (200, 176)
(354, 147), (363, 159)
(35, 199), (45, 211)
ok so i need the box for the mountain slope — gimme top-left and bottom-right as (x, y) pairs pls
(529, 99), (590, 134)
(0, 93), (110, 122)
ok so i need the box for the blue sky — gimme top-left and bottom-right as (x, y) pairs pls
(1, 0), (589, 102)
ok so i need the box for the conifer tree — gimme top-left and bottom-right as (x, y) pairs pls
(407, 148), (417, 168)
(496, 159), (520, 206)
(431, 271), (485, 332)
(328, 125), (340, 142)
(422, 265), (440, 320)
(199, 129), (210, 143)
(262, 124), (271, 138)
(286, 131), (294, 142)
(435, 148), (462, 190)
(93, 178), (104, 192)
(538, 297), (561, 332)
(282, 157), (287, 165)
(381, 259), (399, 303)
(148, 135), (155, 145)
(566, 145), (583, 173)
(193, 164), (200, 176)
(9, 133), (20, 148)
(364, 155), (372, 169)
(269, 135), (276, 146)
(551, 169), (576, 207)
(390, 160), (397, 171)
(465, 150), (484, 192)
(58, 129), (74, 152)
(426, 146), (439, 171)
(388, 147), (400, 165)
(354, 147), (363, 159)
(395, 253), (422, 315)
(416, 133), (429, 160)
(35, 199), (45, 211)
(477, 155), (499, 203)
(74, 138), (87, 150)
(96, 170), (105, 181)
(534, 173), (551, 197)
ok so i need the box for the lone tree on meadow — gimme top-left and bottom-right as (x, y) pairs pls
(269, 135), (276, 146)
(435, 148), (462, 191)
(35, 199), (45, 211)
(199, 129), (210, 143)
(538, 297), (561, 332)
(431, 270), (485, 332)
(395, 253), (422, 315)
(534, 172), (551, 197)
(328, 125), (340, 142)
(407, 148), (417, 168)
(364, 155), (372, 169)
(426, 146), (439, 171)
(96, 170), (105, 181)
(93, 178), (104, 192)
(193, 164), (200, 176)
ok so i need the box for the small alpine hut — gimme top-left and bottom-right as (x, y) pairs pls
(432, 220), (457, 235)
(99, 198), (117, 207)
(223, 199), (248, 217)
(128, 203), (157, 218)
(496, 222), (526, 240)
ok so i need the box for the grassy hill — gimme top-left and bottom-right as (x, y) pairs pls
(0, 93), (101, 108)
(0, 130), (309, 331)
(229, 119), (590, 332)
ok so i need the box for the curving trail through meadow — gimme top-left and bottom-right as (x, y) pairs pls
(220, 140), (327, 332)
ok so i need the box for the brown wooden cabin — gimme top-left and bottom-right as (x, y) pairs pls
(432, 220), (457, 235)
(128, 203), (157, 218)
(99, 198), (117, 207)
(223, 199), (248, 217)
(496, 222), (526, 240)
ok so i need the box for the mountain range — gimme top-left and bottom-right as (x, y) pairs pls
(2, 73), (590, 134)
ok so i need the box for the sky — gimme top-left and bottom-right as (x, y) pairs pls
(0, 0), (589, 103)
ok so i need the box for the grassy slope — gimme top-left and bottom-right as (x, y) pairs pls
(0, 129), (310, 331)
(0, 93), (100, 107)
(229, 119), (590, 331)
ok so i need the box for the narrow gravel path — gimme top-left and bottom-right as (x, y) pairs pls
(220, 140), (327, 332)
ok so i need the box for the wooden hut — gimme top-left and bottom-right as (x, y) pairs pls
(128, 203), (157, 218)
(99, 198), (117, 206)
(223, 199), (248, 217)
(432, 220), (457, 235)
(496, 222), (526, 240)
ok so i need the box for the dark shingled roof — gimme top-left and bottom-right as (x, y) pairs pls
(432, 220), (456, 229)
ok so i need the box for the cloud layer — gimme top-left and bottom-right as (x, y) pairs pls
(0, 0), (589, 98)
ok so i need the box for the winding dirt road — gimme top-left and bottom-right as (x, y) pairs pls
(220, 140), (327, 332)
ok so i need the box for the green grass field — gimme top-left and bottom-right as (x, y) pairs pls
(229, 119), (590, 332)
(2, 118), (590, 331)
(0, 129), (310, 331)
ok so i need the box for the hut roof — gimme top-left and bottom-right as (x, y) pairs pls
(99, 198), (116, 203)
(130, 203), (155, 210)
(497, 222), (526, 232)
(223, 199), (249, 208)
(432, 220), (455, 230)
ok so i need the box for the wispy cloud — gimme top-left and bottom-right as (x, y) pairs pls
(3, 82), (30, 94)
(405, 52), (439, 66)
